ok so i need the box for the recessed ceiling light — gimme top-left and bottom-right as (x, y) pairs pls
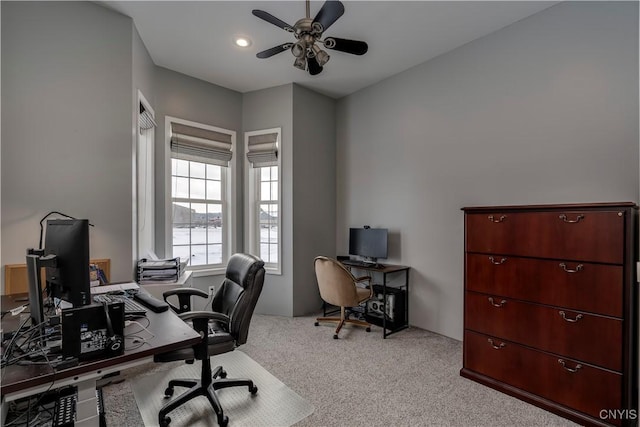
(234, 36), (252, 48)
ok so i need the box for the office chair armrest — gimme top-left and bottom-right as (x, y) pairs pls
(163, 288), (209, 313)
(178, 310), (230, 325)
(354, 276), (371, 284)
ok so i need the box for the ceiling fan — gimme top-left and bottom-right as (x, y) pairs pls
(252, 0), (368, 76)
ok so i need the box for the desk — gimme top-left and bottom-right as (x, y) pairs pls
(140, 269), (193, 301)
(340, 262), (410, 338)
(1, 293), (200, 426)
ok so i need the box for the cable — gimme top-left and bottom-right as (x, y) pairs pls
(124, 319), (154, 338)
(1, 316), (32, 366)
(37, 211), (94, 248)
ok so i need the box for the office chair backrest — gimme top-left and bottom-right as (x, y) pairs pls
(212, 253), (265, 346)
(314, 256), (360, 308)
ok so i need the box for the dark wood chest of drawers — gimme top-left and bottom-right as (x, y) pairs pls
(461, 203), (637, 427)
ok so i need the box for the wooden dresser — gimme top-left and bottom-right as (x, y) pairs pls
(461, 202), (637, 427)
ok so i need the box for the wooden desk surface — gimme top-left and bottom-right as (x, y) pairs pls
(341, 261), (410, 274)
(1, 293), (201, 396)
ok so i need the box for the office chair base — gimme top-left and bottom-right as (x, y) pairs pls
(159, 364), (257, 427)
(315, 316), (372, 338)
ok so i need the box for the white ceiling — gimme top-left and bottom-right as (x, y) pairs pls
(100, 1), (557, 99)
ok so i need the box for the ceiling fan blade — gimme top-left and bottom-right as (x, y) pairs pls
(324, 37), (368, 55)
(312, 1), (344, 33)
(252, 9), (293, 32)
(256, 43), (294, 59)
(307, 56), (324, 75)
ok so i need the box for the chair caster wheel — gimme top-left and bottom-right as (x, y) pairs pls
(366, 327), (371, 332)
(164, 387), (174, 398)
(220, 369), (227, 379)
(159, 416), (171, 427)
(333, 334), (339, 339)
(314, 322), (319, 326)
(250, 384), (258, 394)
(218, 415), (229, 427)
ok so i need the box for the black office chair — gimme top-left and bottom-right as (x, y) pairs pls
(154, 253), (265, 427)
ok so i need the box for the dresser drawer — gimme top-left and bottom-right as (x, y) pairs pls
(466, 254), (623, 317)
(465, 292), (622, 371)
(465, 210), (625, 263)
(464, 330), (623, 424)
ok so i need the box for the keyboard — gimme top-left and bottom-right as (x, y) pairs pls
(342, 260), (385, 269)
(93, 294), (147, 317)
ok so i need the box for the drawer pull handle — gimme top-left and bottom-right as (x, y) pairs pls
(487, 338), (506, 350)
(559, 263), (583, 273)
(559, 311), (583, 323)
(559, 214), (584, 223)
(489, 256), (507, 265)
(558, 359), (582, 373)
(488, 215), (506, 223)
(488, 297), (507, 308)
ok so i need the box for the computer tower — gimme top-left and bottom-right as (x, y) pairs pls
(364, 285), (406, 330)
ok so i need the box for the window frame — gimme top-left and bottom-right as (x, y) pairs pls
(135, 90), (155, 261)
(165, 116), (236, 276)
(245, 128), (282, 274)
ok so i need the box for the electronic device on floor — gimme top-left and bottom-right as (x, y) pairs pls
(51, 386), (106, 427)
(365, 284), (406, 329)
(61, 302), (124, 361)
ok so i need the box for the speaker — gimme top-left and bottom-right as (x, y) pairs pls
(61, 302), (124, 361)
(365, 285), (405, 329)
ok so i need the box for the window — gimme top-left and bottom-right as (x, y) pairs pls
(246, 128), (281, 273)
(136, 91), (156, 260)
(168, 117), (235, 271)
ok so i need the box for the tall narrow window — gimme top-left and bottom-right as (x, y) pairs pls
(246, 128), (281, 273)
(169, 118), (235, 270)
(137, 92), (156, 260)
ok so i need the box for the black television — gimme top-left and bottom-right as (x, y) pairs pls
(44, 219), (91, 307)
(348, 227), (388, 263)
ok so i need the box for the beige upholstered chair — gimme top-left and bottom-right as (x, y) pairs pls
(313, 256), (373, 339)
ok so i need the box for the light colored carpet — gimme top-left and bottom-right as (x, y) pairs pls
(129, 350), (313, 427)
(102, 313), (578, 426)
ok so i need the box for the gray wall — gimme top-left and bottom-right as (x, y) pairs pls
(336, 1), (639, 340)
(292, 84), (336, 316)
(1, 1), (135, 287)
(243, 84), (294, 316)
(153, 67), (243, 294)
(132, 25), (156, 269)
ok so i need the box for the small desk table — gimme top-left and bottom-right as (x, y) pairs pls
(1, 293), (200, 426)
(340, 261), (410, 338)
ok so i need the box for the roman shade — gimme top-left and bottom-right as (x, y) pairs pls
(171, 123), (233, 167)
(138, 104), (156, 130)
(246, 131), (278, 167)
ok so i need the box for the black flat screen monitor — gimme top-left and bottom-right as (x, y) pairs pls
(349, 228), (388, 263)
(44, 219), (91, 307)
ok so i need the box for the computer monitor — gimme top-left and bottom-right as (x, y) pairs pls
(44, 219), (91, 307)
(348, 227), (388, 263)
(26, 253), (45, 327)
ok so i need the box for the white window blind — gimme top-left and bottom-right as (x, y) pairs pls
(246, 132), (278, 167)
(171, 123), (233, 167)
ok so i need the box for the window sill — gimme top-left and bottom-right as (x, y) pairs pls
(265, 267), (281, 276)
(189, 267), (226, 277)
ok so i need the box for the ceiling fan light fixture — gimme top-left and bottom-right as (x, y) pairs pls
(311, 44), (330, 67)
(291, 41), (307, 58)
(293, 56), (307, 70)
